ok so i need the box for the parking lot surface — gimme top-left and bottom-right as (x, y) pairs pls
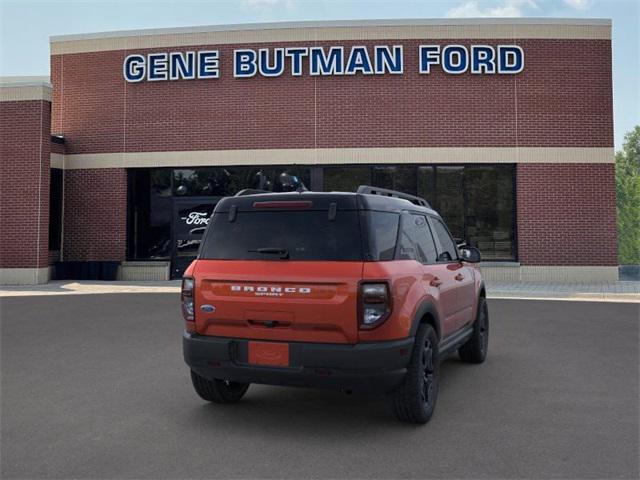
(1, 294), (638, 479)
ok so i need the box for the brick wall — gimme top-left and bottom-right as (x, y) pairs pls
(51, 140), (65, 154)
(62, 168), (127, 261)
(0, 100), (50, 269)
(51, 39), (612, 153)
(47, 34), (615, 268)
(516, 163), (617, 266)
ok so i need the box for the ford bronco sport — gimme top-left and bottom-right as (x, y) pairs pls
(182, 186), (488, 423)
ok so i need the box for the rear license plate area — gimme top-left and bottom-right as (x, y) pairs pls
(248, 341), (290, 367)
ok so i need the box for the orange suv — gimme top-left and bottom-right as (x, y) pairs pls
(182, 186), (488, 423)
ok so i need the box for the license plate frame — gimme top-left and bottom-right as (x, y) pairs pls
(248, 341), (290, 367)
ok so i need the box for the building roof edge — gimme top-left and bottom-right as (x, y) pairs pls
(49, 17), (612, 43)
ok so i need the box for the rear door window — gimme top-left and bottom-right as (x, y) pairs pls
(200, 210), (362, 261)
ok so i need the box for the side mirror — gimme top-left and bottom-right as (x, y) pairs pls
(460, 246), (482, 263)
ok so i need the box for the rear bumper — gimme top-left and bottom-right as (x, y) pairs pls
(183, 332), (414, 393)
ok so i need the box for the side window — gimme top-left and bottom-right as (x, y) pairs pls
(397, 214), (437, 263)
(366, 211), (399, 261)
(431, 218), (458, 262)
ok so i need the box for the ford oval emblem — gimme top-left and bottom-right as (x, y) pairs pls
(200, 304), (215, 313)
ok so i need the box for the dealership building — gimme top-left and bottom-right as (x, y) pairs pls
(0, 18), (617, 284)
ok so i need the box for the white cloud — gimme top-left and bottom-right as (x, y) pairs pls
(446, 0), (539, 18)
(562, 0), (591, 10)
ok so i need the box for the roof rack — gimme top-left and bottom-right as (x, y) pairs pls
(356, 185), (431, 208)
(234, 189), (270, 196)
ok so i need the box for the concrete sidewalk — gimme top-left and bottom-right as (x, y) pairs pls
(1, 279), (639, 303)
(487, 280), (640, 303)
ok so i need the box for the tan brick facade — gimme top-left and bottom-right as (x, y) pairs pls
(0, 20), (619, 282)
(0, 97), (51, 279)
(516, 163), (617, 266)
(62, 168), (127, 261)
(51, 39), (612, 154)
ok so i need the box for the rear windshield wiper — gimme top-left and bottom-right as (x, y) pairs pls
(248, 247), (290, 259)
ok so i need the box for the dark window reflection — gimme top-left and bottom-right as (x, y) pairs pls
(173, 167), (310, 196)
(48, 169), (63, 250)
(322, 164), (516, 261)
(417, 166), (435, 207)
(127, 164), (516, 262)
(176, 239), (201, 258)
(372, 166), (417, 195)
(465, 166), (515, 260)
(433, 166), (465, 244)
(128, 169), (172, 260)
(323, 166), (370, 192)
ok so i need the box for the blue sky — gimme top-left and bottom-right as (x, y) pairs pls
(1, 0), (637, 149)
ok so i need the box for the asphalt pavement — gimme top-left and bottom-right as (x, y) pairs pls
(1, 294), (638, 479)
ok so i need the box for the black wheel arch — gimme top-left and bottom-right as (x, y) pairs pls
(409, 301), (442, 340)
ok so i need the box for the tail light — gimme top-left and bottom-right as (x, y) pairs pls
(181, 277), (195, 322)
(359, 282), (391, 329)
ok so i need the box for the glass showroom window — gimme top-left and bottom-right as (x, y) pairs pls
(322, 164), (516, 261)
(323, 166), (371, 192)
(172, 167), (310, 196)
(464, 165), (515, 260)
(127, 166), (312, 261)
(48, 168), (63, 251)
(432, 166), (465, 244)
(372, 166), (417, 195)
(127, 169), (172, 260)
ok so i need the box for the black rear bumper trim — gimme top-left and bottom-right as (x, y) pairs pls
(183, 333), (414, 393)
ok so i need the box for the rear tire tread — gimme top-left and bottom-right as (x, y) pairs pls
(387, 324), (439, 424)
(190, 370), (249, 404)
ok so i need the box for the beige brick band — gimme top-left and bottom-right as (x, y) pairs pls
(55, 147), (613, 170)
(0, 84), (52, 102)
(50, 19), (612, 55)
(0, 267), (50, 285)
(480, 265), (618, 283)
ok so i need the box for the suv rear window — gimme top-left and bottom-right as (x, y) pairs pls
(200, 210), (363, 261)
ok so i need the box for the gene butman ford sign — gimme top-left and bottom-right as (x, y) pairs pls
(123, 44), (524, 82)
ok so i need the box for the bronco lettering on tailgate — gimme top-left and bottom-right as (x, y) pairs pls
(230, 285), (311, 297)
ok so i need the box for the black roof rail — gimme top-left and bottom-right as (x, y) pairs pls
(356, 185), (431, 208)
(234, 189), (270, 196)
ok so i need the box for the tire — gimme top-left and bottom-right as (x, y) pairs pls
(190, 370), (250, 404)
(387, 324), (439, 424)
(458, 296), (489, 364)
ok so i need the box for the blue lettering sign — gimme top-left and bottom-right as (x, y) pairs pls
(198, 51), (219, 79)
(442, 45), (468, 74)
(419, 45), (440, 74)
(123, 54), (145, 82)
(345, 46), (373, 75)
(234, 49), (257, 77)
(147, 53), (168, 81)
(470, 46), (496, 74)
(170, 52), (196, 80)
(375, 45), (403, 74)
(498, 45), (524, 74)
(309, 47), (344, 75)
(258, 48), (285, 77)
(122, 44), (524, 82)
(285, 47), (308, 76)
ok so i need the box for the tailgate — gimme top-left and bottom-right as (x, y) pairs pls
(194, 260), (363, 344)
